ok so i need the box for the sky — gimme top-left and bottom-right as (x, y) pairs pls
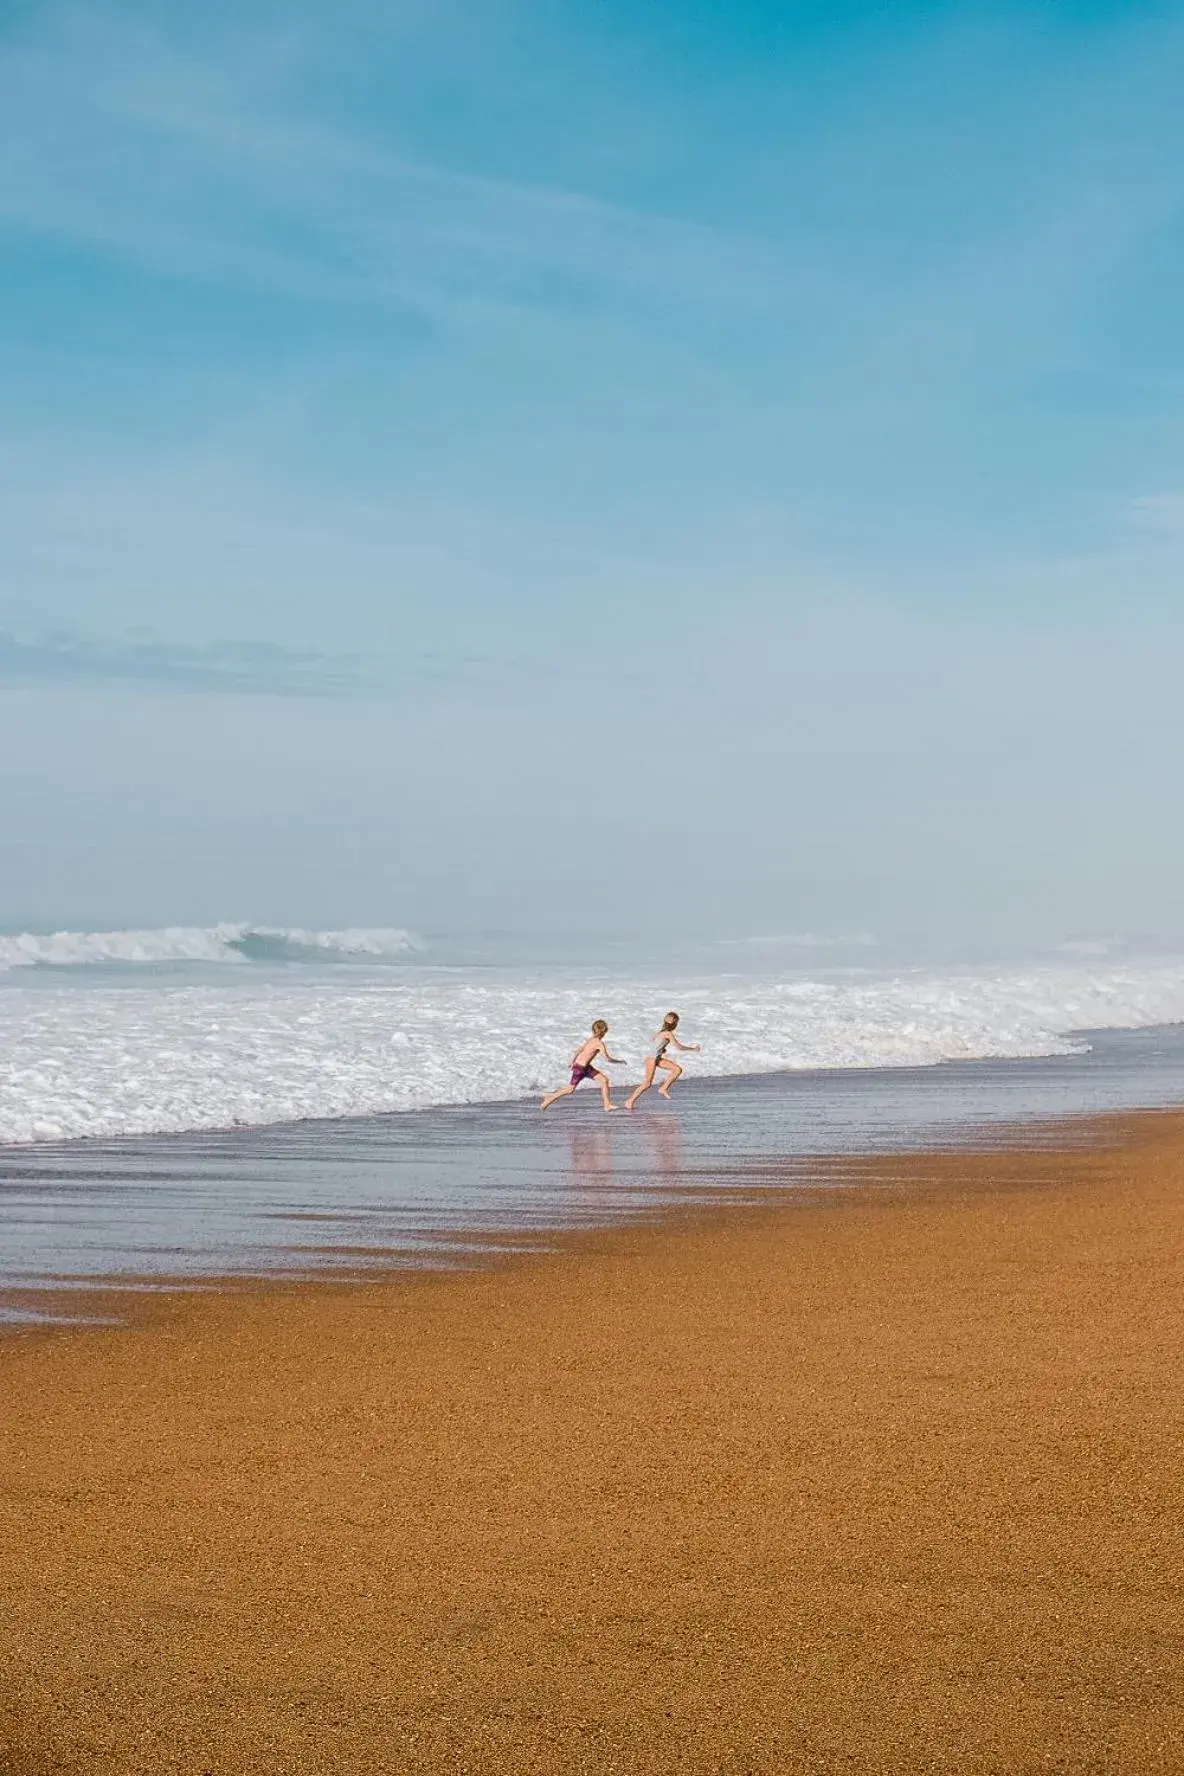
(2, 0), (1184, 953)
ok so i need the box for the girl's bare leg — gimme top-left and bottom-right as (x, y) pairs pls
(540, 1082), (576, 1111)
(656, 1059), (683, 1098)
(625, 1057), (657, 1111)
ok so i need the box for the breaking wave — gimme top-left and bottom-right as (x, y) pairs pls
(0, 923), (422, 971)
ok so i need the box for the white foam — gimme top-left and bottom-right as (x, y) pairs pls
(0, 923), (420, 970)
(3, 956), (1184, 1144)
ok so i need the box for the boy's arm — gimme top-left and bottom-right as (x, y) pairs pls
(600, 1043), (625, 1065)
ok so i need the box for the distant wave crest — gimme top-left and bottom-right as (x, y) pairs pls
(0, 923), (422, 971)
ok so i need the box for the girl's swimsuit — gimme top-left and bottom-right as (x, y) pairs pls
(654, 1033), (672, 1061)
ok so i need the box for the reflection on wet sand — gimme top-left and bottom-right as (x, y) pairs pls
(564, 1112), (684, 1205)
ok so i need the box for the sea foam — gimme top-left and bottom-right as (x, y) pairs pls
(0, 923), (420, 970)
(3, 953), (1184, 1144)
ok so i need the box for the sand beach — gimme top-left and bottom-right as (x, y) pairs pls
(2, 1108), (1182, 1773)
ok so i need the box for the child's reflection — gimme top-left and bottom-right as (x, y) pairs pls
(565, 1111), (685, 1207)
(639, 1111), (683, 1182)
(566, 1125), (615, 1194)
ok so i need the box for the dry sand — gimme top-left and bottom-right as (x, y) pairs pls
(2, 1112), (1183, 1774)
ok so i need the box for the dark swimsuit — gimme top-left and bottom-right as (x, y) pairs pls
(570, 1060), (596, 1087)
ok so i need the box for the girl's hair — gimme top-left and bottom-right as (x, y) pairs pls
(663, 1011), (679, 1029)
(592, 1019), (608, 1037)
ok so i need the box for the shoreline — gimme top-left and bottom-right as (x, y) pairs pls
(4, 1012), (1183, 1149)
(8, 1022), (1184, 1317)
(0, 1108), (1142, 1345)
(4, 1111), (1183, 1771)
(0, 1103), (1141, 1342)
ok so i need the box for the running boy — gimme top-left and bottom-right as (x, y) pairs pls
(540, 1019), (625, 1113)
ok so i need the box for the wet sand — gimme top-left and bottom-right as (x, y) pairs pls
(3, 1112), (1183, 1774)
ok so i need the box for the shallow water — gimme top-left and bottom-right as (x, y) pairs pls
(3, 1023), (1183, 1324)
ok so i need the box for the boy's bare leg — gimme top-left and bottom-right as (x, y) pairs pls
(540, 1083), (576, 1111)
(593, 1069), (619, 1112)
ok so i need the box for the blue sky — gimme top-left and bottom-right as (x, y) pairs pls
(2, 0), (1184, 947)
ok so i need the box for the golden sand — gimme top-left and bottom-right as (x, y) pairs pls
(3, 1113), (1183, 1773)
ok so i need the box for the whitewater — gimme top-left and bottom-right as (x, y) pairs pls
(0, 922), (421, 969)
(3, 924), (1184, 1144)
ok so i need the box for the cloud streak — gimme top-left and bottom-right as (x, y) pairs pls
(0, 5), (803, 325)
(0, 630), (366, 695)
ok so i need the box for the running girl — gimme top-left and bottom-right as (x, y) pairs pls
(540, 1020), (625, 1113)
(624, 1012), (700, 1110)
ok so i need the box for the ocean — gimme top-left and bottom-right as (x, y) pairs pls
(5, 922), (1184, 1144)
(4, 924), (1184, 1322)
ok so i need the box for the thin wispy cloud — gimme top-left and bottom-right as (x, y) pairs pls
(0, 6), (800, 324)
(0, 621), (547, 696)
(1127, 491), (1184, 535)
(0, 630), (362, 695)
(7, 0), (1181, 368)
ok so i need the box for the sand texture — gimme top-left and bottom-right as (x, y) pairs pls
(3, 1113), (1183, 1774)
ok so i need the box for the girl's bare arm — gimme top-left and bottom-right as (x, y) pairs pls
(672, 1036), (700, 1051)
